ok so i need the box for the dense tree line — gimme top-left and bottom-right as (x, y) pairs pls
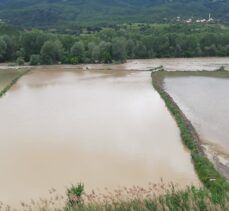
(0, 23), (229, 65)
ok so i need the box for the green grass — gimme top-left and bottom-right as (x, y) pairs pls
(14, 183), (227, 210)
(63, 186), (228, 211)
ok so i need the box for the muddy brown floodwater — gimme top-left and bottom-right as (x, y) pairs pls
(124, 57), (229, 71)
(0, 67), (199, 207)
(164, 75), (229, 178)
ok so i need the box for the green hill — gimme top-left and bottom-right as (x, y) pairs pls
(0, 0), (229, 28)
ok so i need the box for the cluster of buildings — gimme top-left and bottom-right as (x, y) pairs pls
(176, 14), (214, 24)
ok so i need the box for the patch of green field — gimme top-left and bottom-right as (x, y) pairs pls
(0, 69), (21, 92)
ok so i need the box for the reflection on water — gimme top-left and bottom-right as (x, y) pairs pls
(0, 68), (199, 207)
(164, 76), (229, 176)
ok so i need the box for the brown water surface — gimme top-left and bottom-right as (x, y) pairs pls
(164, 75), (229, 176)
(35, 57), (229, 72)
(125, 57), (229, 71)
(0, 68), (199, 207)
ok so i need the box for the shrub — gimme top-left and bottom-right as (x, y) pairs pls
(71, 41), (85, 63)
(29, 54), (40, 65)
(216, 66), (225, 72)
(16, 57), (25, 65)
(66, 183), (84, 208)
(40, 40), (63, 64)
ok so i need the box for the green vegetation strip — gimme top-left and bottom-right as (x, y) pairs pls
(0, 69), (31, 98)
(64, 185), (227, 211)
(151, 71), (229, 200)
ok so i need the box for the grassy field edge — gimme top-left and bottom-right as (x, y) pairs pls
(0, 69), (31, 98)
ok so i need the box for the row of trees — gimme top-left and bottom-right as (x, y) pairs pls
(0, 33), (127, 65)
(1, 23), (229, 65)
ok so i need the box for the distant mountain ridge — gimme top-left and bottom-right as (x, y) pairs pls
(0, 0), (228, 28)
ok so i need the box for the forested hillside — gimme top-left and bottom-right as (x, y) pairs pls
(0, 0), (229, 28)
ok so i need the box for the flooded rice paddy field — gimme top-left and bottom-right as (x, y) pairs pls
(163, 72), (229, 178)
(0, 67), (199, 207)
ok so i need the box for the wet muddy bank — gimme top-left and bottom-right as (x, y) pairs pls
(151, 71), (229, 194)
